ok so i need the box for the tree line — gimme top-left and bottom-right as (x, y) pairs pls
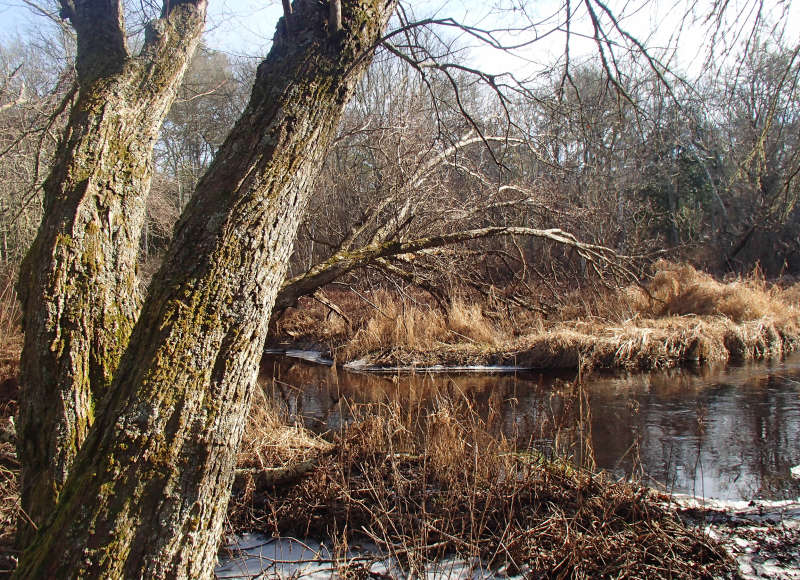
(5, 26), (798, 316)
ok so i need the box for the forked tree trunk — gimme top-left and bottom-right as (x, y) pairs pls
(15, 1), (206, 539)
(14, 0), (396, 577)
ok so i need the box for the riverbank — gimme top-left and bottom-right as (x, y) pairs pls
(218, 494), (800, 578)
(0, 366), (796, 577)
(273, 262), (800, 372)
(1, 262), (798, 576)
(226, 393), (738, 578)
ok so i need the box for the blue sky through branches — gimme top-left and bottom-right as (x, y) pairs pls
(0, 0), (797, 81)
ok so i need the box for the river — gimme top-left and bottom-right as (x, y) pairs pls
(260, 352), (800, 501)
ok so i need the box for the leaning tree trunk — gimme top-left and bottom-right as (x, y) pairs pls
(271, 226), (626, 315)
(14, 0), (396, 577)
(15, 0), (206, 539)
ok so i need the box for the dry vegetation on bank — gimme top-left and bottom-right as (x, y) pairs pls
(227, 396), (736, 578)
(0, 387), (738, 578)
(275, 261), (800, 371)
(0, 263), (791, 576)
(0, 273), (19, 576)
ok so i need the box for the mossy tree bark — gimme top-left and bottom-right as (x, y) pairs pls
(14, 0), (397, 577)
(16, 0), (207, 540)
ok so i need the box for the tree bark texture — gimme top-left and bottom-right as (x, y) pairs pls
(16, 0), (206, 539)
(14, 0), (397, 577)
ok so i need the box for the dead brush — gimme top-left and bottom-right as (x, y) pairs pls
(237, 387), (331, 469)
(272, 260), (800, 371)
(0, 270), (20, 576)
(229, 387), (333, 528)
(273, 294), (350, 345)
(0, 272), (21, 363)
(643, 260), (793, 322)
(0, 439), (18, 576)
(344, 291), (449, 358)
(556, 285), (644, 323)
(446, 299), (502, 346)
(235, 398), (735, 578)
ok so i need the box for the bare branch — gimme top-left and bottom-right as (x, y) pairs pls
(275, 226), (633, 313)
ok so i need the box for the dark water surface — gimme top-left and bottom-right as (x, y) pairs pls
(259, 353), (800, 501)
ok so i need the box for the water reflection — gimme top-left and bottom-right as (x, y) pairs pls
(258, 355), (800, 501)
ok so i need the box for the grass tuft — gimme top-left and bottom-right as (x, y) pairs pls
(645, 260), (791, 322)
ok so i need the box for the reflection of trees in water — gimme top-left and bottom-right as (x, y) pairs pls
(589, 366), (800, 499)
(259, 355), (800, 500)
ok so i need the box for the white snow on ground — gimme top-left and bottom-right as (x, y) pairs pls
(673, 495), (800, 579)
(263, 349), (334, 366)
(343, 359), (532, 373)
(216, 496), (800, 579)
(215, 536), (339, 579)
(215, 534), (522, 579)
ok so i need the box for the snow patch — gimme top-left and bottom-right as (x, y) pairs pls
(673, 495), (800, 579)
(343, 359), (532, 374)
(264, 349), (334, 366)
(216, 534), (523, 579)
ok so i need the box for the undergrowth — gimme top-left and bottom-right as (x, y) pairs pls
(228, 397), (736, 578)
(274, 261), (800, 370)
(0, 269), (20, 577)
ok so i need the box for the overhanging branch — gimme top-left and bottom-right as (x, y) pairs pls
(274, 225), (635, 314)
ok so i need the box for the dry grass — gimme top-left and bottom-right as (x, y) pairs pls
(0, 269), (20, 577)
(345, 313), (797, 372)
(345, 291), (448, 355)
(229, 387), (334, 527)
(340, 292), (503, 360)
(229, 397), (735, 578)
(512, 315), (793, 371)
(0, 272), (21, 366)
(237, 387), (332, 469)
(274, 262), (800, 372)
(0, 449), (17, 574)
(641, 261), (794, 322)
(447, 298), (503, 345)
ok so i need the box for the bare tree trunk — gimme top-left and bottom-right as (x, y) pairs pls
(14, 1), (396, 577)
(15, 0), (206, 539)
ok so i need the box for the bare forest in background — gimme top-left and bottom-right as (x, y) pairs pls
(2, 18), (799, 321)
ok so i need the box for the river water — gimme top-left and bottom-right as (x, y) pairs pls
(259, 353), (800, 501)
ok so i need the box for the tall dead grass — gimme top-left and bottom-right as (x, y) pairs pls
(642, 260), (795, 322)
(343, 292), (503, 359)
(229, 396), (734, 578)
(508, 315), (793, 371)
(0, 266), (18, 576)
(237, 387), (332, 470)
(0, 433), (18, 577)
(0, 272), (21, 367)
(279, 262), (800, 371)
(0, 270), (20, 576)
(229, 387), (334, 527)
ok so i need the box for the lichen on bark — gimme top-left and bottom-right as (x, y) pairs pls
(15, 0), (207, 543)
(15, 1), (397, 578)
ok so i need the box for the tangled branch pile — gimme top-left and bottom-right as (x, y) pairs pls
(230, 400), (735, 578)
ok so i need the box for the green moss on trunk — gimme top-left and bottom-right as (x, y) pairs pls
(15, 1), (207, 545)
(15, 1), (398, 577)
